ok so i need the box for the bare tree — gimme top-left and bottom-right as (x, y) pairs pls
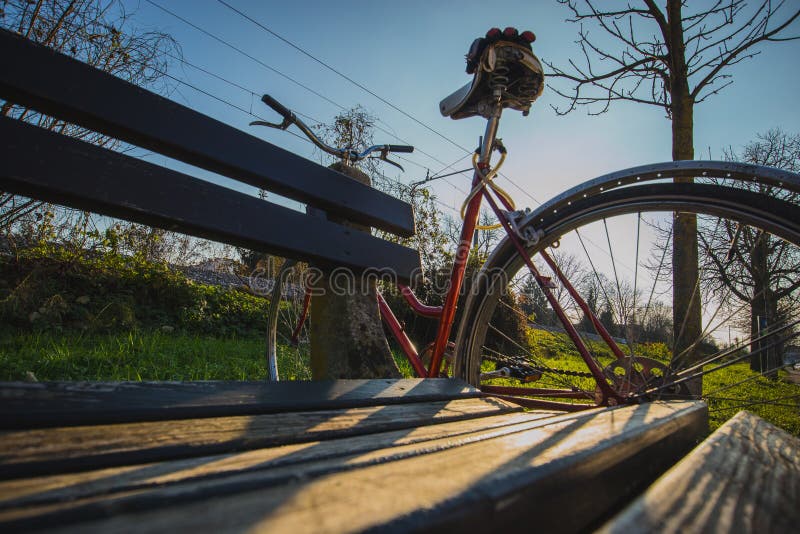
(540, 249), (588, 315)
(547, 1), (800, 372)
(0, 0), (179, 230)
(699, 129), (800, 373)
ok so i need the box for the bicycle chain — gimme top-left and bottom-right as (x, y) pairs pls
(486, 353), (596, 379)
(543, 367), (596, 379)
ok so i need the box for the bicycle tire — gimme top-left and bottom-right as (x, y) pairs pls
(264, 259), (311, 381)
(455, 168), (800, 431)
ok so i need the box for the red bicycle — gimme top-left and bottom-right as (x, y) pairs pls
(256, 27), (800, 417)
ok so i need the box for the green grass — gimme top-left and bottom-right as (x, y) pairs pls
(484, 327), (800, 436)
(483, 356), (800, 436)
(0, 331), (410, 383)
(392, 347), (417, 378)
(2, 325), (797, 437)
(0, 248), (272, 338)
(0, 330), (272, 381)
(703, 362), (800, 435)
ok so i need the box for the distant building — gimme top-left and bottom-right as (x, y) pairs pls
(784, 348), (800, 367)
(195, 257), (238, 274)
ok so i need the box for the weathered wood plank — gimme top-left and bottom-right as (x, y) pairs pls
(0, 397), (521, 478)
(0, 379), (480, 429)
(600, 410), (800, 534)
(0, 117), (420, 280)
(0, 29), (415, 237)
(0, 401), (706, 533)
(0, 410), (561, 513)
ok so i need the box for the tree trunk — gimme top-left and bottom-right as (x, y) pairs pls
(668, 1), (703, 396)
(749, 234), (782, 375)
(309, 162), (401, 379)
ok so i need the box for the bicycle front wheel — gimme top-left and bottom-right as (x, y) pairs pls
(455, 161), (800, 433)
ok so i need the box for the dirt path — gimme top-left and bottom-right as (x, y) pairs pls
(785, 368), (800, 384)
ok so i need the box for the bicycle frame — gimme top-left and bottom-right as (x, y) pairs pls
(276, 96), (629, 404)
(374, 103), (628, 404)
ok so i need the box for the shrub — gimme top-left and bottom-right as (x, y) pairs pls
(0, 245), (269, 337)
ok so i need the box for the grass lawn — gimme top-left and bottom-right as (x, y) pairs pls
(0, 330), (403, 383)
(0, 330), (271, 381)
(1, 328), (797, 436)
(482, 351), (800, 436)
(704, 362), (800, 436)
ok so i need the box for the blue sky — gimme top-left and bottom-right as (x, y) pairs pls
(124, 0), (800, 217)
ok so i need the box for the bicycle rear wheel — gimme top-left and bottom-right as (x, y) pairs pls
(455, 162), (800, 433)
(265, 260), (312, 380)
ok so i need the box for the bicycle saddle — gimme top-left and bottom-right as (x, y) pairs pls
(440, 27), (544, 120)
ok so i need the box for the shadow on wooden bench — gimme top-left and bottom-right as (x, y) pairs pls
(0, 379), (707, 533)
(602, 410), (800, 533)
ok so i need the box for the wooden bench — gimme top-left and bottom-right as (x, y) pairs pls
(0, 28), (419, 281)
(601, 410), (800, 533)
(0, 381), (707, 532)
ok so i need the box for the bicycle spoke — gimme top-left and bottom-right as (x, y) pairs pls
(575, 228), (616, 328)
(602, 219), (626, 338)
(630, 213), (641, 353)
(636, 322), (800, 398)
(641, 228), (672, 328)
(708, 393), (800, 414)
(538, 250), (606, 362)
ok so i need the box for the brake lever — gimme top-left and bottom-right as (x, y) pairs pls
(372, 151), (405, 172)
(249, 118), (292, 130)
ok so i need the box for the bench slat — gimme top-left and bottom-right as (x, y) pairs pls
(0, 29), (414, 237)
(0, 401), (707, 533)
(0, 378), (480, 429)
(0, 409), (561, 531)
(0, 397), (521, 478)
(0, 411), (560, 513)
(0, 117), (420, 280)
(601, 410), (800, 534)
(0, 410), (562, 515)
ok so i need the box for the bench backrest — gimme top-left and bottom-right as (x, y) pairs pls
(0, 29), (419, 281)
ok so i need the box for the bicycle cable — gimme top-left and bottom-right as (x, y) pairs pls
(461, 153), (515, 230)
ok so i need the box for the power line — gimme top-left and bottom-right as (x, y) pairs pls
(137, 53), (465, 216)
(214, 0), (541, 206)
(144, 0), (343, 111)
(165, 49), (326, 126)
(146, 0), (519, 211)
(216, 0), (468, 152)
(132, 57), (314, 146)
(166, 48), (469, 195)
(147, 0), (471, 194)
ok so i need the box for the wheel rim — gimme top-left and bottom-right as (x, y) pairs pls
(265, 260), (312, 381)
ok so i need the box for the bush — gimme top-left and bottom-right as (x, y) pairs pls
(0, 245), (269, 337)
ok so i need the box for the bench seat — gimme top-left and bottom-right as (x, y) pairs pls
(601, 410), (800, 533)
(0, 379), (707, 533)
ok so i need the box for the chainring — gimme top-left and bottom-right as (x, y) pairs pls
(600, 356), (690, 400)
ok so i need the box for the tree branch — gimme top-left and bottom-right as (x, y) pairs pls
(692, 5), (800, 99)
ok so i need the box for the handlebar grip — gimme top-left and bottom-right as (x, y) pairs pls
(386, 145), (414, 153)
(261, 94), (293, 121)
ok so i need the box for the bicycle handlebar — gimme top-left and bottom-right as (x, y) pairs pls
(260, 94), (294, 122)
(384, 145), (414, 153)
(251, 94), (413, 170)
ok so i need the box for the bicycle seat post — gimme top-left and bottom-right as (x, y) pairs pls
(478, 100), (503, 166)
